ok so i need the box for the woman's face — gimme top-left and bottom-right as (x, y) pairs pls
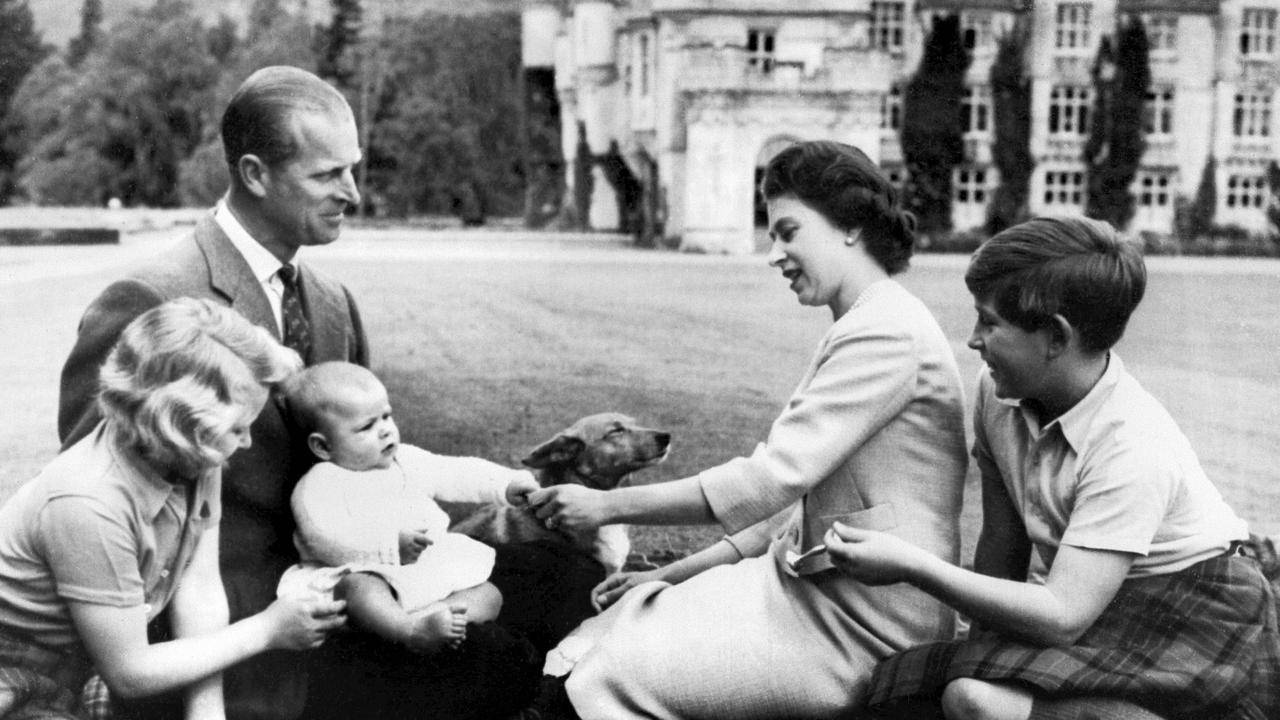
(765, 195), (855, 314)
(207, 385), (269, 465)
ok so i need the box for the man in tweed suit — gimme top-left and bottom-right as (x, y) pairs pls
(59, 66), (368, 720)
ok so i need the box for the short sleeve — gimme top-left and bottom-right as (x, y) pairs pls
(40, 496), (145, 607)
(1059, 437), (1172, 555)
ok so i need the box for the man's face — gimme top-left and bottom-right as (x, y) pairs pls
(260, 108), (362, 254)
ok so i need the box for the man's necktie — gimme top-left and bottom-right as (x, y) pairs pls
(279, 263), (312, 362)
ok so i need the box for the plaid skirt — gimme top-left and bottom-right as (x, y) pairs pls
(0, 626), (94, 720)
(863, 554), (1280, 720)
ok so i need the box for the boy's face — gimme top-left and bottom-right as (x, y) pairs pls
(967, 298), (1052, 402)
(314, 382), (400, 471)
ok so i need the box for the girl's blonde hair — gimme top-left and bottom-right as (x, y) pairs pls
(98, 298), (302, 477)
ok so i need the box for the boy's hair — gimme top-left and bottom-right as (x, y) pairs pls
(965, 216), (1147, 353)
(99, 298), (301, 477)
(282, 361), (383, 437)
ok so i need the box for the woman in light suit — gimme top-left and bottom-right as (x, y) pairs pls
(525, 140), (970, 719)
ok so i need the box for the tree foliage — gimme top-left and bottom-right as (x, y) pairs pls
(900, 14), (970, 237)
(985, 17), (1033, 236)
(368, 11), (524, 219)
(1084, 17), (1150, 229)
(318, 0), (362, 89)
(1180, 155), (1217, 242)
(0, 0), (48, 199)
(67, 0), (103, 67)
(10, 0), (221, 206)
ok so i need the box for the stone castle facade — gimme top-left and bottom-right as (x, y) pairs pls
(523, 0), (1280, 253)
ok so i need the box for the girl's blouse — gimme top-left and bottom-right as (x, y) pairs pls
(0, 423), (220, 649)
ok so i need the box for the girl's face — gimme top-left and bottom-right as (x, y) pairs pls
(207, 385), (269, 465)
(765, 195), (858, 316)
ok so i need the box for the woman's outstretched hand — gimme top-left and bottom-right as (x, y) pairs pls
(591, 569), (663, 612)
(262, 597), (347, 651)
(527, 485), (612, 533)
(823, 522), (924, 586)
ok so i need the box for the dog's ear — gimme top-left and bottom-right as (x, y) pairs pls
(522, 434), (585, 469)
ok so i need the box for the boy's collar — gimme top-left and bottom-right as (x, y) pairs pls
(1013, 353), (1122, 450)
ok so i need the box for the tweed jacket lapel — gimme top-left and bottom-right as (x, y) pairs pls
(193, 216), (277, 335)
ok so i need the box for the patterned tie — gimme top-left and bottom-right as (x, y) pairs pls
(279, 263), (312, 362)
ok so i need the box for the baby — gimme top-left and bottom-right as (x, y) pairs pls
(276, 362), (537, 654)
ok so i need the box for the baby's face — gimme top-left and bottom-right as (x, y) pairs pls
(319, 383), (400, 471)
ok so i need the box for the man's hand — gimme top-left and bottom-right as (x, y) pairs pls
(505, 473), (541, 508)
(527, 485), (612, 534)
(262, 597), (347, 651)
(398, 528), (431, 565)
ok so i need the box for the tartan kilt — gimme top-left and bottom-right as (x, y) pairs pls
(0, 627), (94, 720)
(863, 553), (1280, 720)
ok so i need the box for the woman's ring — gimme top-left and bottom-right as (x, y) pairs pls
(545, 517), (557, 530)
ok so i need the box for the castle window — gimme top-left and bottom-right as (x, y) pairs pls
(1055, 3), (1091, 50)
(747, 29), (776, 74)
(1233, 90), (1272, 137)
(1048, 85), (1092, 135)
(881, 83), (902, 130)
(1226, 174), (1267, 208)
(954, 167), (991, 204)
(871, 1), (906, 52)
(1044, 170), (1085, 206)
(638, 33), (651, 96)
(962, 85), (991, 135)
(1241, 8), (1277, 57)
(1135, 170), (1172, 207)
(1144, 14), (1177, 55)
(1144, 87), (1174, 136)
(961, 11), (995, 52)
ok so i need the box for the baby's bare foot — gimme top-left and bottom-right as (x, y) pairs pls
(403, 603), (467, 654)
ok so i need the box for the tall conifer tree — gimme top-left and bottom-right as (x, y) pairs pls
(985, 16), (1033, 235)
(901, 14), (970, 237)
(1084, 16), (1151, 229)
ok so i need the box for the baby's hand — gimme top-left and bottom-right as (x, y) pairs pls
(399, 528), (431, 564)
(505, 472), (540, 508)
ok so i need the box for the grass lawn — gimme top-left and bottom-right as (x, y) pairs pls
(2, 227), (1278, 566)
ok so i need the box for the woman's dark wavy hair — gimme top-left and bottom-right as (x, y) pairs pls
(965, 216), (1147, 353)
(760, 140), (917, 274)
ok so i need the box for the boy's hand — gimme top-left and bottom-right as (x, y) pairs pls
(399, 528), (431, 564)
(506, 472), (540, 507)
(823, 522), (922, 586)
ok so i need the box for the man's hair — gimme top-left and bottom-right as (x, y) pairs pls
(965, 215), (1147, 353)
(221, 65), (351, 173)
(760, 140), (917, 275)
(282, 361), (382, 437)
(98, 298), (301, 478)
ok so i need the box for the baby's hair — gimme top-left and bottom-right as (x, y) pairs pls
(965, 216), (1147, 353)
(760, 140), (916, 275)
(282, 361), (383, 436)
(98, 298), (301, 477)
